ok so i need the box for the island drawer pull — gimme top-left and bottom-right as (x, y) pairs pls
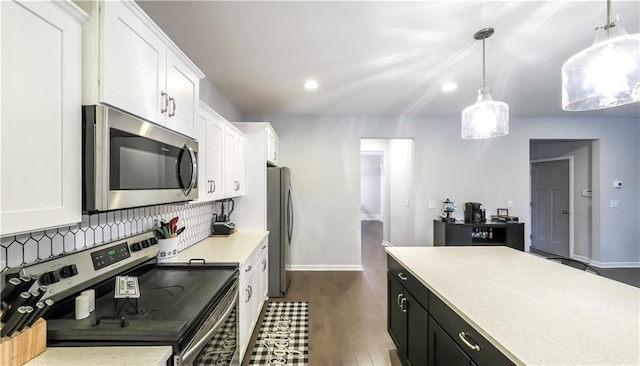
(459, 332), (481, 351)
(397, 293), (403, 308)
(397, 273), (408, 281)
(400, 298), (407, 313)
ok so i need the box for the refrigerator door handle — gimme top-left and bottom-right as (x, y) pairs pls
(287, 185), (294, 243)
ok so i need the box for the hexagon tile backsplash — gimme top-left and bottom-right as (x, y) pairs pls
(0, 202), (215, 271)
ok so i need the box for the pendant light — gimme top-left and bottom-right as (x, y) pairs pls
(562, 0), (640, 111)
(461, 27), (509, 139)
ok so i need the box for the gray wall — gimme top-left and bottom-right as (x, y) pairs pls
(199, 78), (242, 122)
(246, 114), (639, 268)
(531, 140), (592, 259)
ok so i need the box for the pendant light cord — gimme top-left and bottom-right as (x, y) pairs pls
(482, 37), (486, 89)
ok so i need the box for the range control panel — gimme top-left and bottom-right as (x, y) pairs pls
(7, 231), (160, 302)
(91, 243), (131, 270)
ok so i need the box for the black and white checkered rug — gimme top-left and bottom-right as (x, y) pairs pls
(248, 301), (309, 365)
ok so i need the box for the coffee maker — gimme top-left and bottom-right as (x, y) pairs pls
(464, 202), (486, 223)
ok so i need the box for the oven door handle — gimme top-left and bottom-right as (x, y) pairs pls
(181, 288), (238, 364)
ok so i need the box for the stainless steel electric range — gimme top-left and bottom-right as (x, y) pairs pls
(8, 231), (239, 366)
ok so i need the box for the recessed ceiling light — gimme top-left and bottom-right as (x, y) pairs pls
(442, 82), (457, 92)
(304, 79), (319, 90)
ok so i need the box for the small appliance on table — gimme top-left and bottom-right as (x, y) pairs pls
(213, 199), (237, 236)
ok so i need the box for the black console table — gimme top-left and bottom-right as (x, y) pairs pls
(433, 220), (524, 251)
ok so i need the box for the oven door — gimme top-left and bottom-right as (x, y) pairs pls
(83, 105), (198, 212)
(179, 279), (239, 366)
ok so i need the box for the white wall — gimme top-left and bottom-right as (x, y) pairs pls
(388, 139), (415, 246)
(249, 114), (639, 268)
(360, 154), (382, 221)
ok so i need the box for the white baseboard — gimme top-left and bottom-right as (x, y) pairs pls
(572, 254), (591, 263)
(589, 260), (640, 268)
(382, 240), (392, 247)
(361, 214), (383, 221)
(289, 264), (363, 271)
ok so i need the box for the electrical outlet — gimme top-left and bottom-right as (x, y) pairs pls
(507, 200), (513, 208)
(428, 201), (437, 209)
(610, 200), (619, 208)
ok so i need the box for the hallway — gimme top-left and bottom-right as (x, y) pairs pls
(243, 220), (401, 365)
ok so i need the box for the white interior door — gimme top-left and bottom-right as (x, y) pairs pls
(531, 160), (571, 256)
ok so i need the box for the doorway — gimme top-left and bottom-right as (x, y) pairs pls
(360, 139), (414, 271)
(529, 139), (594, 261)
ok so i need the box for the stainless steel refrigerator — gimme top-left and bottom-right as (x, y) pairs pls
(267, 167), (293, 297)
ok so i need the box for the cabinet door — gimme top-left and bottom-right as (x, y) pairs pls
(207, 117), (225, 201)
(223, 128), (236, 198)
(101, 0), (166, 125)
(233, 133), (245, 196)
(195, 114), (209, 201)
(165, 51), (198, 138)
(1, 0), (82, 236)
(428, 316), (472, 366)
(406, 292), (429, 366)
(239, 267), (257, 362)
(387, 273), (406, 358)
(260, 244), (269, 302)
(224, 127), (245, 198)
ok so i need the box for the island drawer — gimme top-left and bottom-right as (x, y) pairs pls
(387, 255), (429, 310)
(429, 292), (514, 366)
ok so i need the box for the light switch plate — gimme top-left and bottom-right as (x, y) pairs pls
(610, 200), (619, 208)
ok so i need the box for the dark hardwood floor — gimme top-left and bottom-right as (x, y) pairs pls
(530, 246), (640, 288)
(242, 220), (402, 365)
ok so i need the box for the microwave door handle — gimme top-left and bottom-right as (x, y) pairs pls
(183, 143), (197, 196)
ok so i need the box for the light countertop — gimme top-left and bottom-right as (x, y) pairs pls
(25, 346), (172, 366)
(175, 231), (268, 264)
(386, 246), (640, 366)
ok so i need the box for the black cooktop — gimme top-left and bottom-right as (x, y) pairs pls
(47, 264), (238, 345)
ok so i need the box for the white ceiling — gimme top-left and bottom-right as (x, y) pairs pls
(136, 1), (640, 118)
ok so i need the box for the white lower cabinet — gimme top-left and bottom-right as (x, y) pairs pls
(0, 0), (87, 236)
(238, 237), (268, 362)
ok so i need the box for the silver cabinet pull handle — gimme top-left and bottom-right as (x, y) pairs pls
(459, 332), (481, 351)
(248, 285), (253, 300)
(161, 91), (169, 113)
(245, 288), (251, 302)
(212, 180), (216, 192)
(262, 245), (267, 250)
(398, 273), (408, 281)
(400, 297), (407, 313)
(210, 180), (213, 193)
(262, 259), (266, 271)
(168, 97), (176, 117)
(396, 293), (403, 308)
(245, 265), (252, 272)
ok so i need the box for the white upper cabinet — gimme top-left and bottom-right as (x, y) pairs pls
(196, 103), (225, 202)
(100, 0), (165, 125)
(1, 0), (88, 236)
(267, 126), (279, 166)
(83, 0), (203, 138)
(224, 127), (245, 198)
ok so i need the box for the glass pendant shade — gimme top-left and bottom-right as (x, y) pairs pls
(462, 87), (509, 139)
(562, 22), (640, 111)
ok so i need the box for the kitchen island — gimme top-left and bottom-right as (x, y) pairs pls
(386, 246), (640, 366)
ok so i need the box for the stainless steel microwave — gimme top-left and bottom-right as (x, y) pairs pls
(82, 105), (198, 213)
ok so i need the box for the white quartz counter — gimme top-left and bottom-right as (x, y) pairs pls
(25, 346), (172, 366)
(386, 246), (640, 366)
(175, 231), (268, 264)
